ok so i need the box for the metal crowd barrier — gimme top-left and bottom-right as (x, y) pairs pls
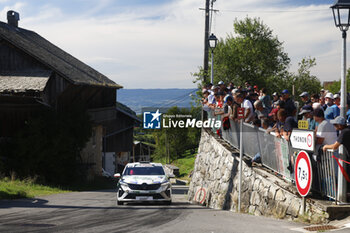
(317, 149), (338, 201)
(206, 110), (349, 201)
(207, 111), (294, 181)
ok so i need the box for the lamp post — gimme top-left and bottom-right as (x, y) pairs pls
(208, 33), (218, 84)
(331, 0), (350, 203)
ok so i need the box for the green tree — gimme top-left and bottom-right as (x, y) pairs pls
(287, 57), (321, 99)
(152, 106), (201, 163)
(327, 68), (350, 94)
(209, 17), (290, 88)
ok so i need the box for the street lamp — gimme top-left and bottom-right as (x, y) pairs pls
(208, 33), (218, 84)
(331, 0), (350, 203)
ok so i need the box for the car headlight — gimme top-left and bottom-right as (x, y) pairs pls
(119, 181), (129, 190)
(161, 181), (170, 190)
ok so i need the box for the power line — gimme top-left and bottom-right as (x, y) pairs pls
(220, 9), (329, 13)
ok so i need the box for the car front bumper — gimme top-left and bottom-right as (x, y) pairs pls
(117, 184), (172, 202)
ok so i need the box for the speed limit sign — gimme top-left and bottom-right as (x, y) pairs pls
(294, 151), (312, 197)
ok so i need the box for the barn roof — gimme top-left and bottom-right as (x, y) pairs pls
(0, 70), (51, 93)
(0, 21), (122, 89)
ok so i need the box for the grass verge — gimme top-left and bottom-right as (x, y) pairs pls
(0, 177), (70, 200)
(153, 149), (197, 183)
(0, 176), (117, 200)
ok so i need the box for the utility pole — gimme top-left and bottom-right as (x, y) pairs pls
(203, 0), (210, 84)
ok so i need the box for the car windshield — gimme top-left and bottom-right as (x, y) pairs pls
(123, 166), (165, 176)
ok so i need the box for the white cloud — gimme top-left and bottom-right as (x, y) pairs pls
(0, 0), (345, 88)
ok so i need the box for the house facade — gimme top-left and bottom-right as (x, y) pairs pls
(0, 11), (138, 178)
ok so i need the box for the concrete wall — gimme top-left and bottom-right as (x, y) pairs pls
(188, 130), (329, 223)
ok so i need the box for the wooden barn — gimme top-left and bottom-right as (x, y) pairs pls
(0, 11), (139, 179)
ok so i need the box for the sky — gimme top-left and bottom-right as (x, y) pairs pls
(0, 0), (345, 89)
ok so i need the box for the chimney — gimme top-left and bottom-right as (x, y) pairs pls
(7, 10), (20, 27)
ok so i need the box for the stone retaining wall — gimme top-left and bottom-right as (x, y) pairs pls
(188, 130), (329, 223)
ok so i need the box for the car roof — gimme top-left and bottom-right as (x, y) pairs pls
(125, 162), (163, 168)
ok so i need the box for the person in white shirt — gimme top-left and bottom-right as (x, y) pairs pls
(314, 108), (337, 145)
(243, 98), (254, 123)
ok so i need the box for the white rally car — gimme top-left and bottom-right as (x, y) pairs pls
(115, 162), (172, 205)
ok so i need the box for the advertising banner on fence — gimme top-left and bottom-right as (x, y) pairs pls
(290, 129), (315, 151)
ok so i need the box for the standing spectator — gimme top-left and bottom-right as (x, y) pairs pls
(243, 94), (255, 123)
(311, 93), (320, 104)
(320, 89), (326, 98)
(254, 100), (269, 129)
(324, 92), (340, 120)
(314, 108), (337, 145)
(223, 95), (239, 121)
(271, 92), (280, 109)
(208, 85), (219, 107)
(300, 92), (311, 106)
(245, 81), (252, 90)
(323, 116), (350, 157)
(275, 109), (297, 141)
(299, 105), (316, 130)
(218, 81), (225, 92)
(334, 94), (341, 108)
(254, 85), (259, 95)
(259, 88), (271, 111)
(319, 95), (327, 111)
(281, 89), (296, 117)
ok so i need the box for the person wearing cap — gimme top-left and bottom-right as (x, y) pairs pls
(323, 116), (350, 157)
(281, 89), (296, 117)
(324, 92), (340, 120)
(208, 85), (219, 107)
(254, 85), (259, 95)
(271, 92), (280, 109)
(299, 105), (316, 130)
(334, 93), (340, 107)
(201, 89), (211, 112)
(314, 108), (337, 146)
(218, 81), (225, 92)
(300, 92), (311, 107)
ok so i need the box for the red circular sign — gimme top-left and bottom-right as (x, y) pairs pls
(294, 151), (312, 197)
(307, 134), (312, 148)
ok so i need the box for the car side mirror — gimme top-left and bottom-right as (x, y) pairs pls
(114, 173), (121, 179)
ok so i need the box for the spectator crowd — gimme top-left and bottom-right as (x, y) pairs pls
(201, 81), (350, 159)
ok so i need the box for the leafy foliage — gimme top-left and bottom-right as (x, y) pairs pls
(327, 68), (350, 94)
(210, 17), (290, 88)
(284, 57), (321, 100)
(152, 106), (201, 163)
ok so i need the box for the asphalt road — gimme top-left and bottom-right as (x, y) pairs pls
(0, 185), (348, 233)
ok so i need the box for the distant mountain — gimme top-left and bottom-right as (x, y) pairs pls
(117, 89), (198, 114)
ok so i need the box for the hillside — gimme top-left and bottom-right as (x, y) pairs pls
(117, 88), (198, 114)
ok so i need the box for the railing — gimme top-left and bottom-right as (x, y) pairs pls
(208, 112), (294, 181)
(317, 149), (338, 201)
(206, 111), (346, 201)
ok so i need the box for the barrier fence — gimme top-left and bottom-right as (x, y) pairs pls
(207, 112), (345, 201)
